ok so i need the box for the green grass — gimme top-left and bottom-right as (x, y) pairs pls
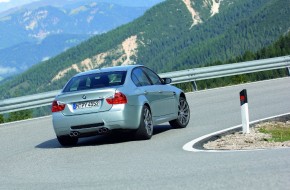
(259, 122), (290, 142)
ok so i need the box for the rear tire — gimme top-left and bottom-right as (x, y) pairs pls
(57, 136), (78, 147)
(135, 105), (153, 140)
(169, 97), (190, 128)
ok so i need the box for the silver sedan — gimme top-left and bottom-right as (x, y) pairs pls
(52, 65), (190, 146)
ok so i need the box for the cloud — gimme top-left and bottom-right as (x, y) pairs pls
(0, 0), (10, 3)
(0, 66), (17, 75)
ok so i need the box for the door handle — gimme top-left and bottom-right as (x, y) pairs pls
(143, 91), (148, 95)
(159, 91), (163, 93)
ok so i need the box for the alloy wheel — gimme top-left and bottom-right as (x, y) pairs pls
(178, 98), (190, 125)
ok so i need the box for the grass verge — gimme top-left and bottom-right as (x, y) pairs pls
(258, 121), (290, 142)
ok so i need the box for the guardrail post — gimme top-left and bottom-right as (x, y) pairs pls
(240, 89), (250, 134)
(192, 81), (198, 91)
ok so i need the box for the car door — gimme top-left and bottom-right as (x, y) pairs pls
(131, 67), (162, 118)
(142, 67), (176, 116)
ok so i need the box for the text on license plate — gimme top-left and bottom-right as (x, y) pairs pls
(73, 100), (100, 110)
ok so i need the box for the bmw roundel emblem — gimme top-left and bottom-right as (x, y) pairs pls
(82, 95), (86, 99)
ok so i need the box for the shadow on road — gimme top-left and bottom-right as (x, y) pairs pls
(36, 125), (172, 149)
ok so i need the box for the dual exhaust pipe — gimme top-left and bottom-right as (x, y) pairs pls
(69, 128), (109, 137)
(97, 128), (109, 134)
(69, 131), (80, 137)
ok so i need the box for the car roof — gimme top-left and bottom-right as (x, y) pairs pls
(74, 65), (143, 77)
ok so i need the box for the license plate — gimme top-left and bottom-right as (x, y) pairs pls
(73, 100), (100, 110)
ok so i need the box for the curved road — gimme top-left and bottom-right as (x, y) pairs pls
(1, 78), (290, 189)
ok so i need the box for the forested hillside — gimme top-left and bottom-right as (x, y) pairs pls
(0, 0), (289, 99)
(195, 32), (290, 90)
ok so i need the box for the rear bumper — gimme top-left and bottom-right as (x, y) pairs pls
(52, 104), (142, 137)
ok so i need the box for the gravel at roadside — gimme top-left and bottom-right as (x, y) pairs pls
(204, 121), (290, 150)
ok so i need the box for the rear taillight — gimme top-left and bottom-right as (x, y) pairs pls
(51, 100), (66, 112)
(106, 92), (127, 104)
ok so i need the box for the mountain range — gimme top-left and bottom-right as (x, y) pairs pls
(0, 0), (164, 79)
(0, 0), (164, 13)
(0, 0), (289, 99)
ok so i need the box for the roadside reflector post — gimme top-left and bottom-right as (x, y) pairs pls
(240, 89), (250, 134)
(287, 67), (290, 76)
(192, 81), (198, 91)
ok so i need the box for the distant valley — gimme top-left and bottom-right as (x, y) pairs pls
(0, 0), (164, 80)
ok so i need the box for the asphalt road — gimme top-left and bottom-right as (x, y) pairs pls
(0, 78), (290, 190)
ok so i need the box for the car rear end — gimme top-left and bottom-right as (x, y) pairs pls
(52, 68), (141, 139)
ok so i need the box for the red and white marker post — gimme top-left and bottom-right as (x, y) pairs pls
(240, 89), (250, 134)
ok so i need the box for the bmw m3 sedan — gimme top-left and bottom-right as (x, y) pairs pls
(52, 65), (190, 146)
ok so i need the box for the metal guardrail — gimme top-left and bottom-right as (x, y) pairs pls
(159, 55), (290, 83)
(0, 90), (60, 114)
(0, 56), (289, 114)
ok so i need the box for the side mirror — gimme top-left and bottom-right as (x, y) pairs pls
(162, 78), (172, 84)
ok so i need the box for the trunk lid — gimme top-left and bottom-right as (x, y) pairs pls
(56, 88), (116, 116)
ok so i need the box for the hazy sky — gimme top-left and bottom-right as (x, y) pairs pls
(0, 0), (164, 14)
(0, 0), (40, 12)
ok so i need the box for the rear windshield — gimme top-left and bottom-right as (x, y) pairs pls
(63, 71), (127, 92)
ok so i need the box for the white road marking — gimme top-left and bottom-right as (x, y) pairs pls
(183, 112), (290, 153)
(0, 115), (51, 127)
